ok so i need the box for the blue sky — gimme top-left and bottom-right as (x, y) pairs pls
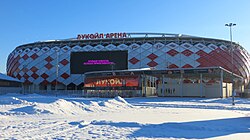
(1, 0), (250, 73)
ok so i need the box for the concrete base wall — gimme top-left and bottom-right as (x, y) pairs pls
(0, 87), (22, 94)
(157, 78), (232, 98)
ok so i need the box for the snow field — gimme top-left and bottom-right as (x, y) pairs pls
(0, 93), (250, 139)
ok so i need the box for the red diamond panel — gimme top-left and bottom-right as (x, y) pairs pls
(147, 61), (158, 67)
(197, 57), (211, 67)
(23, 67), (29, 73)
(14, 69), (19, 76)
(61, 73), (70, 79)
(63, 47), (69, 51)
(129, 57), (139, 64)
(31, 73), (39, 79)
(60, 59), (69, 66)
(51, 80), (61, 86)
(24, 80), (32, 84)
(147, 53), (158, 60)
(51, 80), (56, 85)
(182, 50), (193, 56)
(169, 64), (179, 68)
(183, 79), (192, 83)
(22, 54), (29, 60)
(45, 56), (53, 62)
(167, 49), (179, 56)
(41, 73), (49, 79)
(16, 74), (21, 80)
(196, 50), (208, 57)
(23, 73), (29, 79)
(31, 66), (38, 72)
(45, 63), (53, 70)
(31, 53), (38, 60)
(182, 64), (193, 68)
(41, 80), (49, 85)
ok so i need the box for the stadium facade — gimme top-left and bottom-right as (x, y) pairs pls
(6, 33), (250, 95)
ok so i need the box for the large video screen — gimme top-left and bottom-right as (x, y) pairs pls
(70, 51), (128, 74)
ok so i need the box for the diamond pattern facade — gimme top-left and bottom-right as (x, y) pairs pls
(6, 37), (250, 88)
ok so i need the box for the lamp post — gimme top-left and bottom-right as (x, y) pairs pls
(225, 23), (236, 105)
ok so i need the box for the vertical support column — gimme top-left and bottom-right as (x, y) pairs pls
(220, 70), (223, 98)
(82, 75), (85, 96)
(28, 85), (31, 94)
(162, 75), (165, 96)
(32, 84), (35, 93)
(180, 73), (183, 97)
(149, 76), (151, 87)
(47, 84), (52, 91)
(22, 83), (24, 94)
(226, 83), (228, 98)
(200, 73), (203, 97)
(143, 74), (146, 97)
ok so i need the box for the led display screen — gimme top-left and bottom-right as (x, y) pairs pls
(84, 76), (139, 87)
(70, 51), (128, 74)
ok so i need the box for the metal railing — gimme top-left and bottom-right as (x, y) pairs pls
(20, 89), (143, 98)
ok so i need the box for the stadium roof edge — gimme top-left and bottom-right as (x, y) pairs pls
(14, 32), (242, 50)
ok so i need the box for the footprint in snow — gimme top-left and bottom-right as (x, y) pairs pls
(69, 120), (90, 128)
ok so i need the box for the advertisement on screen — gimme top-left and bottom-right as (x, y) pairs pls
(70, 51), (128, 74)
(84, 76), (139, 87)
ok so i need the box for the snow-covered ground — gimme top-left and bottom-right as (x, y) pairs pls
(0, 93), (250, 140)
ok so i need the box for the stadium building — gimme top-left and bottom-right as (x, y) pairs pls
(6, 33), (250, 97)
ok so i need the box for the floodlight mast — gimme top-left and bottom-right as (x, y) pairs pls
(225, 23), (236, 105)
